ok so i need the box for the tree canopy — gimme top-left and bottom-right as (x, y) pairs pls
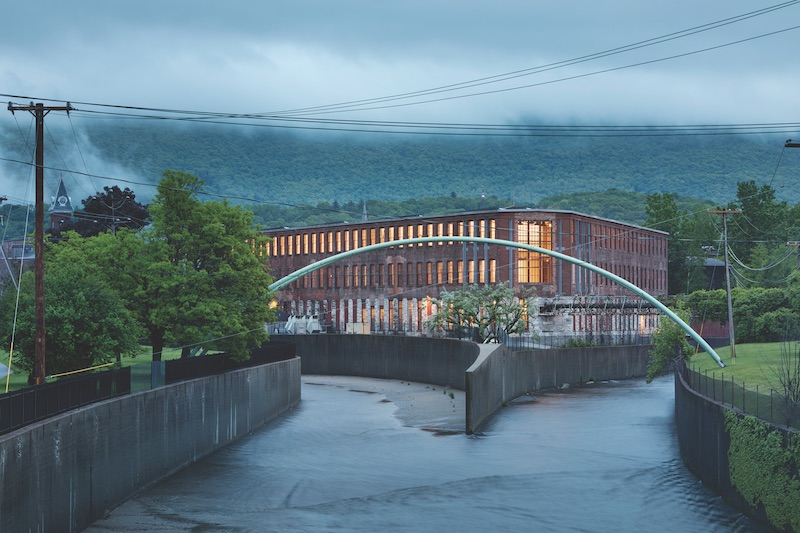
(427, 283), (534, 343)
(50, 185), (149, 238)
(0, 260), (140, 379)
(0, 171), (276, 382)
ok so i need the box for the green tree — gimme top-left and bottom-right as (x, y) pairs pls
(51, 186), (149, 238)
(646, 303), (693, 382)
(39, 170), (276, 362)
(0, 263), (140, 379)
(645, 192), (689, 294)
(727, 180), (790, 266)
(427, 283), (534, 343)
(144, 170), (275, 360)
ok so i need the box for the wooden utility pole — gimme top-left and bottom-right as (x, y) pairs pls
(7, 101), (72, 384)
(708, 209), (742, 360)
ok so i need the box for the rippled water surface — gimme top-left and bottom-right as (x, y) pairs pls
(88, 376), (767, 532)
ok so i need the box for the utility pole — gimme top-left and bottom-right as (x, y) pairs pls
(708, 209), (742, 360)
(7, 101), (73, 384)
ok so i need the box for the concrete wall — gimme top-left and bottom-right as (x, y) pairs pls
(285, 334), (649, 435)
(0, 358), (301, 533)
(282, 334), (479, 390)
(673, 368), (772, 527)
(466, 345), (651, 433)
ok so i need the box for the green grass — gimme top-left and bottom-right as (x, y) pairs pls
(688, 342), (800, 427)
(690, 342), (789, 391)
(1, 345), (187, 394)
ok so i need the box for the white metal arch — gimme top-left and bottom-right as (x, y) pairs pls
(269, 236), (724, 367)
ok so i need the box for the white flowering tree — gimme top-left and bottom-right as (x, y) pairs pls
(426, 283), (535, 343)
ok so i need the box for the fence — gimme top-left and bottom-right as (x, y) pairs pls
(683, 362), (799, 430)
(164, 340), (296, 384)
(0, 367), (131, 436)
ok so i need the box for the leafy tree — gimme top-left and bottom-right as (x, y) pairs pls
(144, 170), (275, 360)
(38, 170), (276, 362)
(0, 262), (140, 380)
(426, 283), (534, 343)
(646, 303), (693, 382)
(645, 193), (690, 294)
(727, 181), (789, 266)
(51, 186), (149, 238)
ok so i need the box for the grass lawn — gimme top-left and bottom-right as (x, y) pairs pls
(689, 342), (792, 392)
(1, 345), (186, 394)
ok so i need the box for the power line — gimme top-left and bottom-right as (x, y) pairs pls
(3, 1), (798, 124)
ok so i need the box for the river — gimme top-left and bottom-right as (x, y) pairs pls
(86, 375), (766, 532)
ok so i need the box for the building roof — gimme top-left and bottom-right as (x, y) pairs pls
(263, 207), (669, 235)
(49, 178), (74, 213)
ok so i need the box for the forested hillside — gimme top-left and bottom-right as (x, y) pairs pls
(2, 121), (796, 215)
(66, 122), (795, 207)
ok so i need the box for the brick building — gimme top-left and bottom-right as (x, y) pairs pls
(263, 208), (668, 345)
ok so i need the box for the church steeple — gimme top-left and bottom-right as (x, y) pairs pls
(49, 177), (74, 230)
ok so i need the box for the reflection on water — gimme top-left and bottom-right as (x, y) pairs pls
(87, 376), (766, 532)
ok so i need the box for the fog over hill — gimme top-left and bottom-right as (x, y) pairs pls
(1, 121), (798, 209)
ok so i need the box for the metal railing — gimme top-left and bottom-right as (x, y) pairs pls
(683, 362), (799, 429)
(0, 367), (131, 436)
(164, 341), (296, 384)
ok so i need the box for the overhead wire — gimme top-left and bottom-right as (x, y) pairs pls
(262, 1), (800, 116)
(3, 0), (799, 126)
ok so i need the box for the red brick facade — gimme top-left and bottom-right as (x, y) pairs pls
(263, 209), (668, 337)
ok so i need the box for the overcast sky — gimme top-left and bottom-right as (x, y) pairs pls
(1, 1), (799, 201)
(3, 0), (799, 123)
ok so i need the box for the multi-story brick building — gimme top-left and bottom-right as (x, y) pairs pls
(264, 208), (668, 345)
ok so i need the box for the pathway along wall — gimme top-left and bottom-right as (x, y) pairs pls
(286, 335), (650, 434)
(0, 357), (300, 533)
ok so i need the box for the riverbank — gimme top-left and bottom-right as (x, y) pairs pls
(304, 375), (465, 434)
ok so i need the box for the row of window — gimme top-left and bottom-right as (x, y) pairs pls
(280, 259), (500, 291)
(267, 218), (664, 260)
(270, 218), (500, 257)
(588, 223), (665, 257)
(591, 261), (667, 293)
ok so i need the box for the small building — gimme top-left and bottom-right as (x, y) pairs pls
(49, 177), (75, 231)
(263, 208), (669, 345)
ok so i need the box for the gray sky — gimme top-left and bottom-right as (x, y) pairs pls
(3, 0), (799, 123)
(1, 1), (799, 201)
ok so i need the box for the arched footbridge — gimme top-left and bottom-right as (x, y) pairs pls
(268, 236), (725, 368)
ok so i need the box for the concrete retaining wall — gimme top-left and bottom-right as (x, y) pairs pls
(281, 334), (479, 389)
(285, 335), (649, 435)
(0, 357), (301, 533)
(673, 368), (773, 527)
(466, 345), (652, 433)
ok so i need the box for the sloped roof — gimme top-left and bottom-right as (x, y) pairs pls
(49, 178), (74, 213)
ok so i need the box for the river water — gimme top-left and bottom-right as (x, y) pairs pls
(87, 375), (766, 532)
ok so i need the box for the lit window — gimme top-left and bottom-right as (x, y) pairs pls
(516, 220), (553, 284)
